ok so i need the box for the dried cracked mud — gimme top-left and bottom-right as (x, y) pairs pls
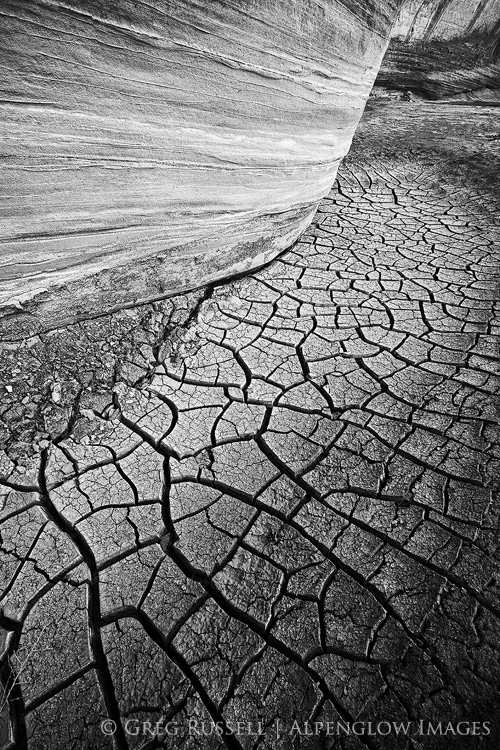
(1, 101), (500, 749)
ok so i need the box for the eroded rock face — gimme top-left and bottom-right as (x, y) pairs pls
(391, 0), (499, 41)
(377, 0), (500, 99)
(0, 0), (400, 337)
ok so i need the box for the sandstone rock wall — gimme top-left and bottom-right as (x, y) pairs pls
(377, 0), (500, 99)
(0, 0), (400, 338)
(391, 0), (499, 42)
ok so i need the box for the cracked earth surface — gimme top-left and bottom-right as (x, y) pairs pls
(1, 102), (500, 749)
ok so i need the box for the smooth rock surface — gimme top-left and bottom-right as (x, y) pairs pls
(0, 0), (399, 336)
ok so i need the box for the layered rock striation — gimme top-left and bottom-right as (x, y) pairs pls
(377, 0), (500, 99)
(0, 0), (400, 337)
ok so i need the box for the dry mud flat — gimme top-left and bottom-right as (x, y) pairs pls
(1, 101), (500, 749)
